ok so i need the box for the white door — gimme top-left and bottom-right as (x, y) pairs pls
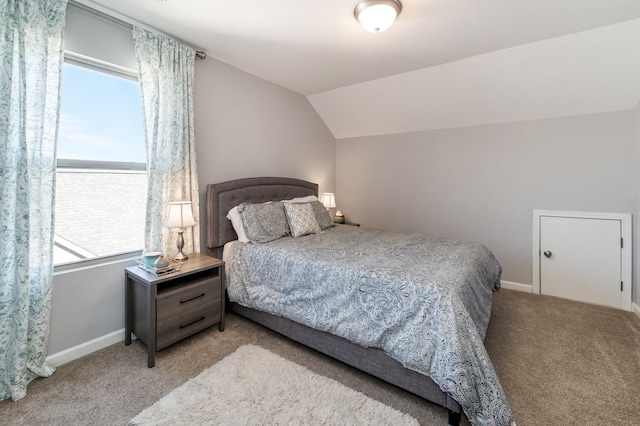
(540, 216), (622, 309)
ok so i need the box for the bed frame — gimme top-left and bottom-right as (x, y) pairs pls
(205, 177), (462, 425)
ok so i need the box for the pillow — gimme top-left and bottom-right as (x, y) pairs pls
(281, 195), (318, 204)
(226, 206), (249, 243)
(238, 201), (290, 243)
(309, 200), (335, 230)
(283, 202), (322, 238)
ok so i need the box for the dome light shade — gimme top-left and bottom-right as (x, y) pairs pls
(354, 0), (402, 33)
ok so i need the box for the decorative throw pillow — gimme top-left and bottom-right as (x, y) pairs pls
(283, 202), (322, 238)
(310, 200), (335, 230)
(238, 202), (290, 243)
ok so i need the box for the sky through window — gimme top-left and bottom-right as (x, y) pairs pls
(57, 63), (146, 163)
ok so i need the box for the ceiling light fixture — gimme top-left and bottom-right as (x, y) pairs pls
(354, 0), (402, 34)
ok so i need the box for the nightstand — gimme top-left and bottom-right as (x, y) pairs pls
(124, 253), (225, 367)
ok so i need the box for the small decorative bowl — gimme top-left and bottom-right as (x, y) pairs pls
(154, 256), (170, 269)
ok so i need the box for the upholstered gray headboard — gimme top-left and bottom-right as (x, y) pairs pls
(205, 177), (318, 258)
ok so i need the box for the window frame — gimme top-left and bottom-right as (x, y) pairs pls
(54, 54), (146, 271)
(65, 51), (138, 80)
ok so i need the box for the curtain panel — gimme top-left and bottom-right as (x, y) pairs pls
(133, 27), (200, 258)
(0, 0), (68, 401)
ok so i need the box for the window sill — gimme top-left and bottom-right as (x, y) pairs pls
(53, 250), (142, 275)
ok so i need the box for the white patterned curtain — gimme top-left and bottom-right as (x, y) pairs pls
(0, 0), (67, 401)
(133, 27), (200, 258)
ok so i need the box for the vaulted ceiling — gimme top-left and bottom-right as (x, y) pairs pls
(90, 0), (640, 137)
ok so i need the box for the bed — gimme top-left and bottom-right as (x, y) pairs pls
(205, 177), (514, 426)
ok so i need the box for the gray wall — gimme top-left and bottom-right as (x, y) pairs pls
(48, 58), (335, 357)
(336, 110), (639, 305)
(49, 258), (135, 354)
(193, 58), (336, 253)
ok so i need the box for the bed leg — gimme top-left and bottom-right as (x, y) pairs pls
(448, 409), (461, 426)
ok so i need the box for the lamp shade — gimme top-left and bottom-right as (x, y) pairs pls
(354, 0), (402, 33)
(165, 201), (196, 228)
(320, 193), (336, 209)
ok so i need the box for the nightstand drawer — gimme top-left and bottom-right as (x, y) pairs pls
(156, 300), (221, 350)
(157, 276), (221, 317)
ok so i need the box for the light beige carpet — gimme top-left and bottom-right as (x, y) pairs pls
(2, 290), (638, 425)
(129, 344), (419, 426)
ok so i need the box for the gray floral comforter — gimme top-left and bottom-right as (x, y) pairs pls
(225, 225), (514, 426)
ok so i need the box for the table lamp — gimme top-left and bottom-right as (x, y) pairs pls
(165, 201), (196, 261)
(320, 193), (336, 211)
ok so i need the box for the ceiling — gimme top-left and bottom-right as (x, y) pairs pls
(89, 0), (640, 96)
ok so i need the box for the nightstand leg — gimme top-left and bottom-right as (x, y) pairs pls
(147, 285), (157, 368)
(219, 269), (226, 332)
(124, 275), (132, 345)
(147, 351), (155, 368)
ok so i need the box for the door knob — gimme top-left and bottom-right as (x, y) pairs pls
(543, 250), (552, 258)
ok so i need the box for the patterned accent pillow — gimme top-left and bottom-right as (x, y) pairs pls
(238, 202), (290, 243)
(310, 200), (335, 230)
(283, 202), (322, 238)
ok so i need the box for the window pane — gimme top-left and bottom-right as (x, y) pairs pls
(54, 170), (146, 262)
(55, 62), (146, 265)
(57, 62), (146, 163)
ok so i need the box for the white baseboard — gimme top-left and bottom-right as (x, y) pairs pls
(46, 329), (126, 367)
(500, 280), (532, 293)
(633, 302), (640, 319)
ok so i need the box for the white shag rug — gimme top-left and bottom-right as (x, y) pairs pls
(130, 344), (418, 425)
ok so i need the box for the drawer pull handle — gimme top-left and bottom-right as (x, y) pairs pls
(180, 316), (205, 329)
(180, 293), (205, 304)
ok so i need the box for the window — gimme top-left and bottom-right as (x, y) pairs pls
(54, 61), (147, 266)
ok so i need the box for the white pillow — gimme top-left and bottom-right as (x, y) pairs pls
(283, 202), (322, 238)
(226, 206), (249, 243)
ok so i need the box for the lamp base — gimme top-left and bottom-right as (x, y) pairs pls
(173, 251), (188, 262)
(174, 229), (188, 261)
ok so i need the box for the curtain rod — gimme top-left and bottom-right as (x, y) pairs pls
(68, 0), (206, 60)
